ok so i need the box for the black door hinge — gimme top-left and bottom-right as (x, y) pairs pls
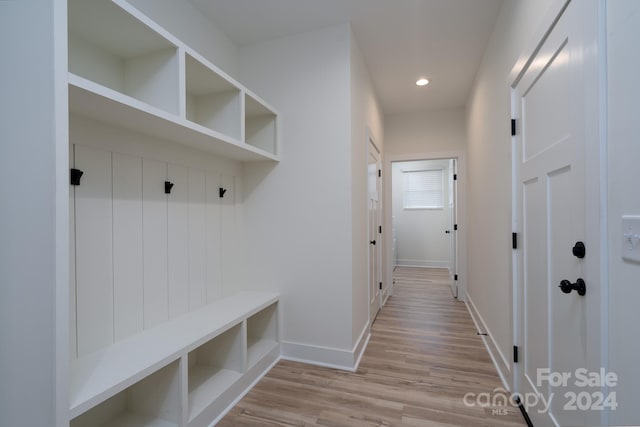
(379, 282), (382, 290)
(379, 225), (382, 234)
(513, 346), (519, 363)
(454, 274), (458, 281)
(454, 224), (458, 231)
(453, 173), (457, 181)
(512, 232), (518, 249)
(378, 169), (381, 178)
(70, 168), (83, 186)
(511, 119), (517, 136)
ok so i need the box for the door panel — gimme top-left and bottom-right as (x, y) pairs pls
(515, 1), (589, 425)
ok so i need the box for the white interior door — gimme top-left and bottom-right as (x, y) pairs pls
(513, 1), (597, 425)
(368, 140), (381, 324)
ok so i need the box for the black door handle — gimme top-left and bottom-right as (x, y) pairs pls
(445, 230), (450, 234)
(559, 278), (586, 296)
(370, 240), (376, 245)
(572, 241), (586, 258)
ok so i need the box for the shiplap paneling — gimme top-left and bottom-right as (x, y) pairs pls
(167, 163), (189, 318)
(142, 158), (169, 328)
(70, 146), (77, 358)
(220, 174), (236, 292)
(112, 153), (144, 341)
(71, 145), (236, 347)
(188, 167), (207, 310)
(206, 172), (222, 303)
(75, 145), (114, 356)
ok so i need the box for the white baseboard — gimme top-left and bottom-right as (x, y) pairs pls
(280, 323), (371, 372)
(464, 292), (511, 391)
(396, 259), (450, 268)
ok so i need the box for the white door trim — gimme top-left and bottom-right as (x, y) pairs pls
(385, 150), (467, 301)
(367, 128), (383, 325)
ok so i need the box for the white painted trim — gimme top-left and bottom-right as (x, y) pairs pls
(207, 356), (281, 427)
(395, 260), (450, 269)
(280, 323), (371, 372)
(465, 292), (511, 391)
(385, 150), (467, 302)
(54, 0), (70, 425)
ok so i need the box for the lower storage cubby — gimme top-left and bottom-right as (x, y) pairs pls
(71, 361), (181, 427)
(187, 323), (244, 423)
(247, 303), (278, 369)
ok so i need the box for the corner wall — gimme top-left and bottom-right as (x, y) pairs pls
(465, 0), (554, 387)
(238, 25), (358, 368)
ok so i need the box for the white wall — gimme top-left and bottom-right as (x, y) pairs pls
(465, 0), (553, 386)
(349, 29), (384, 345)
(607, 1), (640, 422)
(0, 1), (68, 426)
(392, 160), (451, 268)
(238, 25), (357, 366)
(385, 107), (466, 156)
(127, 0), (239, 76)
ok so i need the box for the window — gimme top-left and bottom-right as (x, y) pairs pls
(402, 169), (443, 209)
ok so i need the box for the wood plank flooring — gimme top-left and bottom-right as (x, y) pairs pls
(219, 267), (525, 426)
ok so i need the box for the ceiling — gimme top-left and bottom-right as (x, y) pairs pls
(188, 0), (503, 115)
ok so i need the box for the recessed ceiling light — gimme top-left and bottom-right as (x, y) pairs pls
(416, 78), (429, 87)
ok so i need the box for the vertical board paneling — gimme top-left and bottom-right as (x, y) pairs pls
(143, 159), (168, 328)
(69, 145), (77, 359)
(188, 168), (207, 310)
(168, 163), (189, 318)
(113, 153), (144, 341)
(206, 172), (222, 302)
(220, 174), (236, 294)
(75, 145), (114, 356)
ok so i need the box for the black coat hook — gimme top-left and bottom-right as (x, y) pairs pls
(219, 188), (227, 198)
(70, 168), (83, 186)
(165, 181), (174, 194)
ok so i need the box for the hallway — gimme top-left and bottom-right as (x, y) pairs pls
(220, 267), (525, 426)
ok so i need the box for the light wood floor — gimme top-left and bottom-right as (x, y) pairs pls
(219, 267), (526, 426)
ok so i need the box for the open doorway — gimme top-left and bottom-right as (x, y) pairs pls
(391, 158), (459, 298)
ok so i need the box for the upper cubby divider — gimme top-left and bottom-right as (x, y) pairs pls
(245, 93), (278, 156)
(185, 53), (242, 140)
(68, 0), (180, 115)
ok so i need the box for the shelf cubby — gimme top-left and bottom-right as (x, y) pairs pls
(185, 54), (242, 140)
(247, 303), (279, 369)
(70, 360), (181, 427)
(187, 323), (244, 423)
(244, 93), (278, 155)
(68, 0), (180, 115)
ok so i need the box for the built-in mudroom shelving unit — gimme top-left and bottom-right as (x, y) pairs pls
(67, 0), (281, 426)
(68, 0), (279, 162)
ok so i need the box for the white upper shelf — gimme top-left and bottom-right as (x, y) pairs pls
(69, 74), (279, 162)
